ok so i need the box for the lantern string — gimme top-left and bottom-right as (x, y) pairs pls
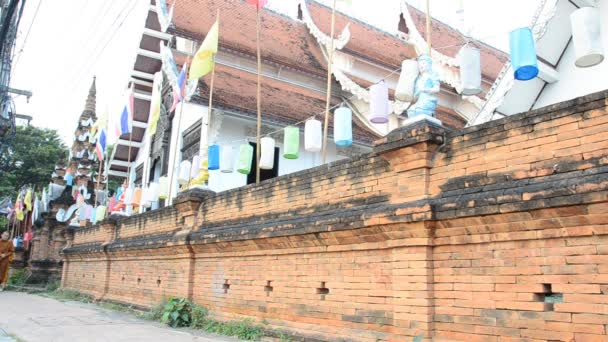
(219, 63), (405, 146)
(431, 11), (571, 53)
(196, 13), (568, 148)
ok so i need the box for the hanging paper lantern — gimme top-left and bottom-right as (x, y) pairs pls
(159, 177), (169, 200)
(509, 27), (539, 81)
(177, 160), (191, 185)
(65, 173), (74, 186)
(459, 45), (482, 95)
(237, 144), (254, 175)
(132, 188), (142, 207)
(85, 205), (93, 220)
(95, 205), (107, 222)
(395, 59), (419, 102)
(571, 7), (604, 68)
(148, 182), (160, 203)
(369, 81), (389, 123)
(141, 186), (152, 208)
(190, 156), (201, 180)
(283, 126), (300, 159)
(259, 137), (275, 170)
(221, 145), (234, 173)
(124, 187), (134, 205)
(79, 206), (87, 221)
(334, 106), (353, 147)
(304, 119), (322, 152)
(208, 144), (220, 170)
(90, 208), (97, 224)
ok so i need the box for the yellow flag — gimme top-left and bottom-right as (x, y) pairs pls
(24, 189), (32, 211)
(15, 193), (24, 221)
(148, 72), (163, 136)
(91, 110), (108, 139)
(188, 19), (219, 80)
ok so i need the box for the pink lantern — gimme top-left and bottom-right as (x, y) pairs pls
(369, 80), (389, 124)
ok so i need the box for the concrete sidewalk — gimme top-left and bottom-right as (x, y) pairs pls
(0, 292), (240, 342)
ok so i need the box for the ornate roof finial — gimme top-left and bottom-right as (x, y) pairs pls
(83, 77), (96, 119)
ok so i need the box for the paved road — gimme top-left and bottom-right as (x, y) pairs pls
(0, 292), (240, 342)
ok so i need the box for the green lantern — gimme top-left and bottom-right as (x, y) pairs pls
(237, 143), (254, 174)
(283, 126), (299, 159)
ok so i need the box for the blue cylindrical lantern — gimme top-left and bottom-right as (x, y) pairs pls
(65, 173), (73, 186)
(334, 106), (352, 147)
(509, 27), (539, 81)
(208, 144), (220, 170)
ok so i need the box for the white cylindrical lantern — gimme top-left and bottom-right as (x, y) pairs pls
(459, 45), (482, 95)
(148, 182), (160, 202)
(334, 106), (352, 147)
(124, 187), (134, 205)
(304, 119), (322, 152)
(142, 187), (152, 208)
(571, 7), (604, 68)
(259, 137), (275, 170)
(190, 155), (201, 179)
(177, 160), (191, 185)
(220, 145), (234, 173)
(395, 59), (419, 102)
(369, 81), (389, 124)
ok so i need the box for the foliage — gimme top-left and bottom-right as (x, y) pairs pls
(0, 215), (7, 233)
(201, 319), (263, 340)
(189, 304), (209, 329)
(161, 297), (193, 328)
(45, 289), (94, 303)
(143, 300), (167, 321)
(45, 280), (60, 292)
(0, 125), (67, 199)
(151, 297), (263, 340)
(8, 269), (29, 286)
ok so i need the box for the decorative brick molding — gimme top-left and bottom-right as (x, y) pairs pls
(62, 90), (608, 341)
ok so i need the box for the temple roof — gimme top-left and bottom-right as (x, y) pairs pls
(169, 0), (507, 82)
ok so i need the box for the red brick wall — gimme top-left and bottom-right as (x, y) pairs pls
(62, 91), (608, 341)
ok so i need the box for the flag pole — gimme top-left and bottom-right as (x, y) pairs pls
(125, 84), (135, 188)
(321, 0), (337, 164)
(95, 154), (102, 208)
(168, 56), (191, 201)
(199, 9), (219, 188)
(255, 6), (262, 185)
(426, 0), (431, 55)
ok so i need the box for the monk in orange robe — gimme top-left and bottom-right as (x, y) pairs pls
(0, 231), (14, 291)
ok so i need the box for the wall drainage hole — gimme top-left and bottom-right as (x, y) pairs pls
(316, 282), (329, 300)
(264, 281), (273, 296)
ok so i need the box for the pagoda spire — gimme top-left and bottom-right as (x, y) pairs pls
(83, 77), (96, 120)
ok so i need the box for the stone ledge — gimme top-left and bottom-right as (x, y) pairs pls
(373, 118), (446, 154)
(450, 89), (608, 139)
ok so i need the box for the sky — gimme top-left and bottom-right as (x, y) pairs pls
(10, 0), (540, 145)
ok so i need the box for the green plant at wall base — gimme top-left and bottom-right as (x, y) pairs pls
(161, 297), (193, 328)
(7, 269), (28, 286)
(189, 304), (209, 329)
(201, 319), (263, 340)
